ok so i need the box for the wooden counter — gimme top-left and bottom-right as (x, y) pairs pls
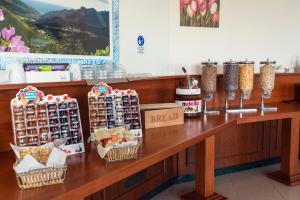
(1, 103), (300, 200)
(1, 74), (300, 199)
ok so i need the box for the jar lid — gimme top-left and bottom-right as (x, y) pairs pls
(260, 60), (276, 65)
(223, 60), (239, 65)
(239, 60), (255, 64)
(202, 60), (218, 65)
(176, 88), (201, 95)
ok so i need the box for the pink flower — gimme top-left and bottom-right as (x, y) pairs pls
(10, 36), (24, 47)
(0, 46), (4, 52)
(197, 0), (207, 16)
(9, 35), (30, 53)
(180, 0), (189, 11)
(208, 0), (218, 14)
(190, 0), (197, 13)
(187, 5), (194, 17)
(11, 45), (30, 53)
(180, 0), (184, 11)
(213, 13), (219, 24)
(2, 26), (15, 40)
(0, 9), (4, 21)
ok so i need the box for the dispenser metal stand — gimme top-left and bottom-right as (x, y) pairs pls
(226, 94), (257, 113)
(203, 100), (220, 115)
(257, 95), (277, 112)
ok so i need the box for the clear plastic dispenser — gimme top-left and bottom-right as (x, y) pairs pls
(223, 60), (239, 111)
(226, 59), (257, 113)
(258, 59), (277, 112)
(201, 60), (219, 115)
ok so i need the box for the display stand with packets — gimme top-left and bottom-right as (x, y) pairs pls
(10, 86), (85, 155)
(88, 82), (143, 137)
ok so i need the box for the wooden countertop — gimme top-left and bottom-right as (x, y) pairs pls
(1, 102), (300, 200)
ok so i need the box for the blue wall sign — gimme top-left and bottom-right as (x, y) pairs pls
(137, 35), (145, 47)
(137, 35), (145, 54)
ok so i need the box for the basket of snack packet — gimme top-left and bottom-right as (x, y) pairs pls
(10, 140), (67, 189)
(92, 127), (140, 162)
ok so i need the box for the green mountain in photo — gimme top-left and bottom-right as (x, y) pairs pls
(0, 0), (40, 20)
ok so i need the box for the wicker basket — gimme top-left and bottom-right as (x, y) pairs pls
(15, 165), (67, 189)
(104, 145), (140, 162)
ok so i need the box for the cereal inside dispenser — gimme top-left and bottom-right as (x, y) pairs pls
(239, 60), (255, 100)
(258, 59), (277, 111)
(201, 60), (220, 115)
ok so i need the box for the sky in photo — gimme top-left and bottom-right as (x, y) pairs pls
(21, 0), (109, 13)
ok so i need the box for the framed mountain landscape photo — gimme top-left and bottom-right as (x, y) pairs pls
(0, 0), (119, 68)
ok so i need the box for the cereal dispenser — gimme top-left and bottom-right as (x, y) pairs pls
(201, 59), (219, 115)
(223, 60), (239, 111)
(258, 59), (277, 111)
(237, 60), (257, 112)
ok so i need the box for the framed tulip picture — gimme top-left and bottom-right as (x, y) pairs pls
(180, 0), (220, 28)
(0, 0), (120, 69)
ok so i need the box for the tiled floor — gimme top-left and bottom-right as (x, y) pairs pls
(152, 162), (300, 200)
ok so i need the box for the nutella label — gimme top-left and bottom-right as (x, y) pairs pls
(176, 100), (202, 114)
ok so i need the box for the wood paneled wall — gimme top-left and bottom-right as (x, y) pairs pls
(1, 73), (300, 152)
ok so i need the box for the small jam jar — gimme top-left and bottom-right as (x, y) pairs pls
(69, 109), (78, 116)
(13, 105), (24, 114)
(16, 130), (26, 137)
(17, 137), (27, 146)
(68, 101), (78, 109)
(27, 128), (38, 136)
(15, 122), (25, 129)
(27, 121), (37, 128)
(48, 103), (57, 111)
(37, 104), (47, 111)
(38, 120), (48, 127)
(26, 105), (35, 112)
(89, 97), (96, 103)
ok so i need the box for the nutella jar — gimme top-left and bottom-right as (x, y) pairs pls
(176, 88), (202, 118)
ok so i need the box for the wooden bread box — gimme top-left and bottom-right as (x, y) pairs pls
(140, 103), (184, 129)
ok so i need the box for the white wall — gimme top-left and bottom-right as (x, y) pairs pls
(120, 0), (300, 75)
(169, 0), (300, 74)
(119, 0), (171, 75)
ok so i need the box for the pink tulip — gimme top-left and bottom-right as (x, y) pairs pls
(187, 5), (194, 17)
(208, 0), (218, 14)
(180, 0), (184, 11)
(213, 13), (219, 24)
(2, 26), (15, 40)
(197, 0), (207, 16)
(190, 0), (197, 13)
(0, 9), (4, 21)
(181, 0), (189, 11)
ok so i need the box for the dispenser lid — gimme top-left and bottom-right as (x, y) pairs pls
(239, 59), (255, 64)
(223, 60), (239, 65)
(260, 59), (276, 65)
(202, 59), (218, 65)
